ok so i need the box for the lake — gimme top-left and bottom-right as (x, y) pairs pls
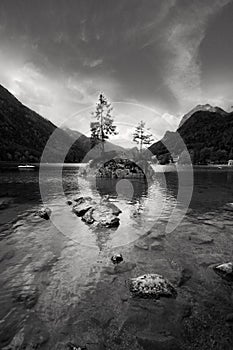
(0, 165), (233, 349)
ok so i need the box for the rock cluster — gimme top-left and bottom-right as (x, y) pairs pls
(129, 273), (177, 300)
(72, 196), (122, 228)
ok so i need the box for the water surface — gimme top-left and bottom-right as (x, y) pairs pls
(0, 166), (233, 349)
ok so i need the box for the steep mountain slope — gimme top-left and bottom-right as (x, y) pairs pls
(0, 85), (122, 163)
(178, 104), (227, 127)
(149, 107), (233, 164)
(0, 84), (135, 163)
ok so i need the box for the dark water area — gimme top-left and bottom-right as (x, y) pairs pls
(0, 165), (233, 349)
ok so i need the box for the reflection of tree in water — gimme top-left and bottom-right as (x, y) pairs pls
(95, 178), (148, 202)
(94, 158), (149, 202)
(92, 226), (118, 251)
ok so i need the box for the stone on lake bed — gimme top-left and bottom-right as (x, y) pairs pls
(134, 240), (149, 250)
(0, 197), (13, 210)
(150, 240), (164, 250)
(213, 262), (233, 281)
(38, 207), (52, 220)
(129, 274), (177, 299)
(223, 203), (233, 212)
(13, 284), (39, 308)
(202, 220), (225, 230)
(148, 230), (165, 240)
(189, 233), (214, 244)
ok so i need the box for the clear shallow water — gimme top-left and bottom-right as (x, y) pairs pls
(0, 166), (233, 349)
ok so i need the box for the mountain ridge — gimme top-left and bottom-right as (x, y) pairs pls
(149, 106), (233, 164)
(178, 104), (228, 127)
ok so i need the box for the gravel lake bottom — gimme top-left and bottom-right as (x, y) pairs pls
(0, 165), (233, 349)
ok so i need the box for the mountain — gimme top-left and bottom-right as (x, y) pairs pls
(61, 126), (141, 162)
(149, 106), (233, 165)
(0, 84), (134, 164)
(0, 84), (91, 163)
(62, 126), (128, 161)
(178, 104), (227, 127)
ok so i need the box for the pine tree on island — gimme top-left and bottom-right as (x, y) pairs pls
(90, 93), (117, 155)
(133, 120), (154, 155)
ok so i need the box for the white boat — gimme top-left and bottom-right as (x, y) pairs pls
(18, 164), (36, 171)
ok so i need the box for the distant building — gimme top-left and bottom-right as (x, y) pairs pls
(228, 160), (233, 166)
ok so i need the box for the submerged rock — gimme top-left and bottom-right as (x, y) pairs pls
(178, 268), (192, 287)
(0, 197), (13, 210)
(129, 274), (177, 299)
(134, 240), (149, 250)
(189, 233), (214, 245)
(111, 253), (123, 264)
(32, 252), (58, 272)
(150, 240), (164, 251)
(38, 207), (52, 220)
(148, 230), (165, 240)
(213, 262), (233, 281)
(13, 284), (39, 308)
(202, 220), (225, 230)
(66, 200), (73, 205)
(223, 203), (233, 212)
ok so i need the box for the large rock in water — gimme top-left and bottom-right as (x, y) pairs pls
(72, 196), (121, 227)
(96, 158), (154, 179)
(38, 207), (52, 220)
(72, 196), (96, 216)
(129, 274), (177, 300)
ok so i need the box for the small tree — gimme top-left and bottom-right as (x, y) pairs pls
(90, 93), (117, 153)
(132, 121), (154, 154)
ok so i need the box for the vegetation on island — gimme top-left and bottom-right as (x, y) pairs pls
(132, 120), (154, 153)
(90, 93), (117, 154)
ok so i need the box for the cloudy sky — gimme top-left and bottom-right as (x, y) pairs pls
(0, 0), (233, 146)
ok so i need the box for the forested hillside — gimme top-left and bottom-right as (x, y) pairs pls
(149, 109), (233, 164)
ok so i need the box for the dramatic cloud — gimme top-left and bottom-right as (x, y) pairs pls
(0, 0), (232, 144)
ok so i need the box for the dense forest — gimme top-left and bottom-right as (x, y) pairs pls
(149, 110), (233, 165)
